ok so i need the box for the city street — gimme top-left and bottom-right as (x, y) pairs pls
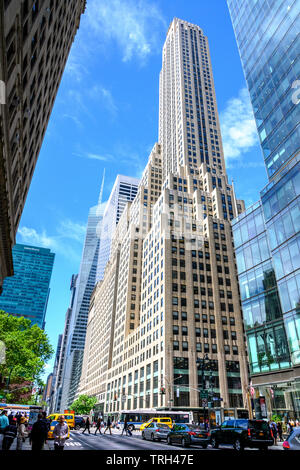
(8, 428), (284, 451)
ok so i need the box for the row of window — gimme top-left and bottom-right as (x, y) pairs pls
(173, 341), (238, 355)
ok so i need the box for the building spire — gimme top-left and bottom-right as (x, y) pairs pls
(98, 168), (105, 206)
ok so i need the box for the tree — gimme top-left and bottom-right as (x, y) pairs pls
(70, 395), (97, 415)
(0, 311), (54, 402)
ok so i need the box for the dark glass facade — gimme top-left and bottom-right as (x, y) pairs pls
(0, 244), (55, 329)
(228, 0), (300, 418)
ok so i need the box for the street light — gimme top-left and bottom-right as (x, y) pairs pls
(196, 354), (213, 428)
(163, 375), (183, 410)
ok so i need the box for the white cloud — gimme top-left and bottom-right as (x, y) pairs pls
(17, 219), (88, 263)
(220, 88), (260, 161)
(73, 151), (114, 162)
(85, 0), (166, 62)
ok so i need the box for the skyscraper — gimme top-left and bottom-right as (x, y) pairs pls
(0, 0), (86, 292)
(50, 274), (77, 413)
(79, 19), (249, 423)
(59, 183), (105, 410)
(0, 243), (55, 328)
(227, 0), (300, 418)
(96, 175), (139, 282)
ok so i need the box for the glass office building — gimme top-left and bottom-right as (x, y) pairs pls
(228, 0), (300, 418)
(0, 244), (55, 329)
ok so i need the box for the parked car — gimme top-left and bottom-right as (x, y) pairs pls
(167, 423), (210, 448)
(141, 422), (170, 441)
(210, 419), (273, 451)
(74, 416), (85, 430)
(140, 417), (173, 431)
(283, 427), (300, 450)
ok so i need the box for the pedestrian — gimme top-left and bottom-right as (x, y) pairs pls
(271, 422), (278, 445)
(0, 410), (9, 448)
(53, 415), (69, 451)
(2, 418), (17, 450)
(29, 412), (48, 451)
(121, 418), (129, 436)
(41, 411), (51, 433)
(17, 416), (27, 450)
(277, 421), (283, 441)
(94, 417), (102, 435)
(82, 417), (91, 434)
(104, 416), (112, 435)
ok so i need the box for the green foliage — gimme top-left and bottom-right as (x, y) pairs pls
(271, 414), (282, 423)
(0, 311), (54, 397)
(70, 395), (97, 415)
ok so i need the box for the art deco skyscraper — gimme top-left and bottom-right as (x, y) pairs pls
(0, 0), (86, 292)
(79, 19), (249, 422)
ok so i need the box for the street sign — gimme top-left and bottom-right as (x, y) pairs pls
(200, 390), (208, 398)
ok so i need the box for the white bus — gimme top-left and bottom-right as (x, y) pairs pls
(116, 409), (193, 431)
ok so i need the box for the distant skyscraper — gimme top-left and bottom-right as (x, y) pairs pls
(0, 0), (86, 292)
(96, 175), (139, 282)
(51, 274), (78, 413)
(0, 243), (55, 328)
(228, 0), (300, 418)
(59, 178), (105, 410)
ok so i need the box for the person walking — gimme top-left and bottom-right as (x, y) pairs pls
(104, 416), (112, 435)
(0, 410), (9, 448)
(2, 418), (17, 450)
(121, 418), (129, 436)
(30, 413), (48, 451)
(53, 415), (69, 451)
(82, 417), (91, 434)
(271, 422), (278, 445)
(94, 417), (102, 435)
(16, 416), (27, 450)
(277, 421), (283, 441)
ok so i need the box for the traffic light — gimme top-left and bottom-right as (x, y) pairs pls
(160, 387), (166, 395)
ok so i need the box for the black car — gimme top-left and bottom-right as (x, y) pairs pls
(210, 419), (274, 451)
(74, 416), (85, 430)
(167, 423), (210, 448)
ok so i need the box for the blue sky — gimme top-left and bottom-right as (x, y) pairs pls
(16, 0), (268, 379)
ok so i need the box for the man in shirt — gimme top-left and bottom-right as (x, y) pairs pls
(0, 410), (9, 448)
(53, 415), (69, 451)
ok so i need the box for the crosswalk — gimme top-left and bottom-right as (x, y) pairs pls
(65, 437), (82, 447)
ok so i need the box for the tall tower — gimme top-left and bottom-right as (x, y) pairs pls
(59, 184), (105, 410)
(0, 243), (55, 329)
(159, 18), (226, 180)
(96, 175), (139, 282)
(79, 20), (249, 421)
(227, 0), (300, 418)
(0, 0), (86, 292)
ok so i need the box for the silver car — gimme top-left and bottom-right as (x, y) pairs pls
(283, 427), (300, 450)
(141, 422), (170, 442)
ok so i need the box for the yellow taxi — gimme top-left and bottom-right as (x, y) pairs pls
(140, 417), (173, 431)
(47, 419), (70, 440)
(47, 412), (75, 430)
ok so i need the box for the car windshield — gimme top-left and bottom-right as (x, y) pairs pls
(249, 420), (269, 431)
(51, 421), (58, 427)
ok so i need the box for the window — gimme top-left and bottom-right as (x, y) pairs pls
(182, 341), (189, 351)
(173, 341), (179, 351)
(173, 325), (179, 335)
(173, 311), (179, 320)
